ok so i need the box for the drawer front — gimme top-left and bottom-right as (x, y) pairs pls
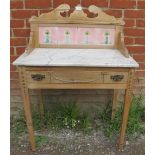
(26, 71), (50, 83)
(26, 70), (128, 85)
(104, 72), (128, 83)
(50, 71), (103, 83)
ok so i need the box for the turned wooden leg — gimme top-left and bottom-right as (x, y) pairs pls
(118, 89), (132, 150)
(111, 89), (119, 120)
(38, 89), (44, 117)
(21, 88), (36, 151)
(19, 67), (36, 151)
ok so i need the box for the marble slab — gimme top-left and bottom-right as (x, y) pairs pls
(13, 48), (139, 68)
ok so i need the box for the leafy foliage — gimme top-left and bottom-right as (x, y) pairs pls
(11, 102), (92, 136)
(11, 95), (145, 147)
(11, 111), (27, 135)
(100, 95), (145, 138)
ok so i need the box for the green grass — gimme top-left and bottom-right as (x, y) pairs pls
(11, 95), (145, 145)
(35, 135), (49, 147)
(11, 111), (27, 136)
(100, 95), (145, 138)
(11, 102), (92, 136)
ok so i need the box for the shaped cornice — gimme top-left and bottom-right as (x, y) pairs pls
(29, 4), (125, 25)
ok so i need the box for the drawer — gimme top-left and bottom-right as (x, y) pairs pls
(26, 71), (50, 83)
(104, 72), (128, 83)
(50, 71), (103, 83)
(26, 70), (128, 85)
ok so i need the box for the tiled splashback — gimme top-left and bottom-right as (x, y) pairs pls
(39, 27), (115, 45)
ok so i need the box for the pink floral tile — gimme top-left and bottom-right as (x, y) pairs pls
(39, 27), (115, 45)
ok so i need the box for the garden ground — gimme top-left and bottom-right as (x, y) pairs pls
(11, 129), (144, 155)
(11, 96), (145, 155)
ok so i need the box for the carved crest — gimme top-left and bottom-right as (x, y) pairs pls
(29, 4), (124, 25)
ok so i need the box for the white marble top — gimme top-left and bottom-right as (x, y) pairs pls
(13, 48), (139, 68)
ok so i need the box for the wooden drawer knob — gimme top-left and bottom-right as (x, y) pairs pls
(31, 74), (45, 81)
(110, 75), (124, 81)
